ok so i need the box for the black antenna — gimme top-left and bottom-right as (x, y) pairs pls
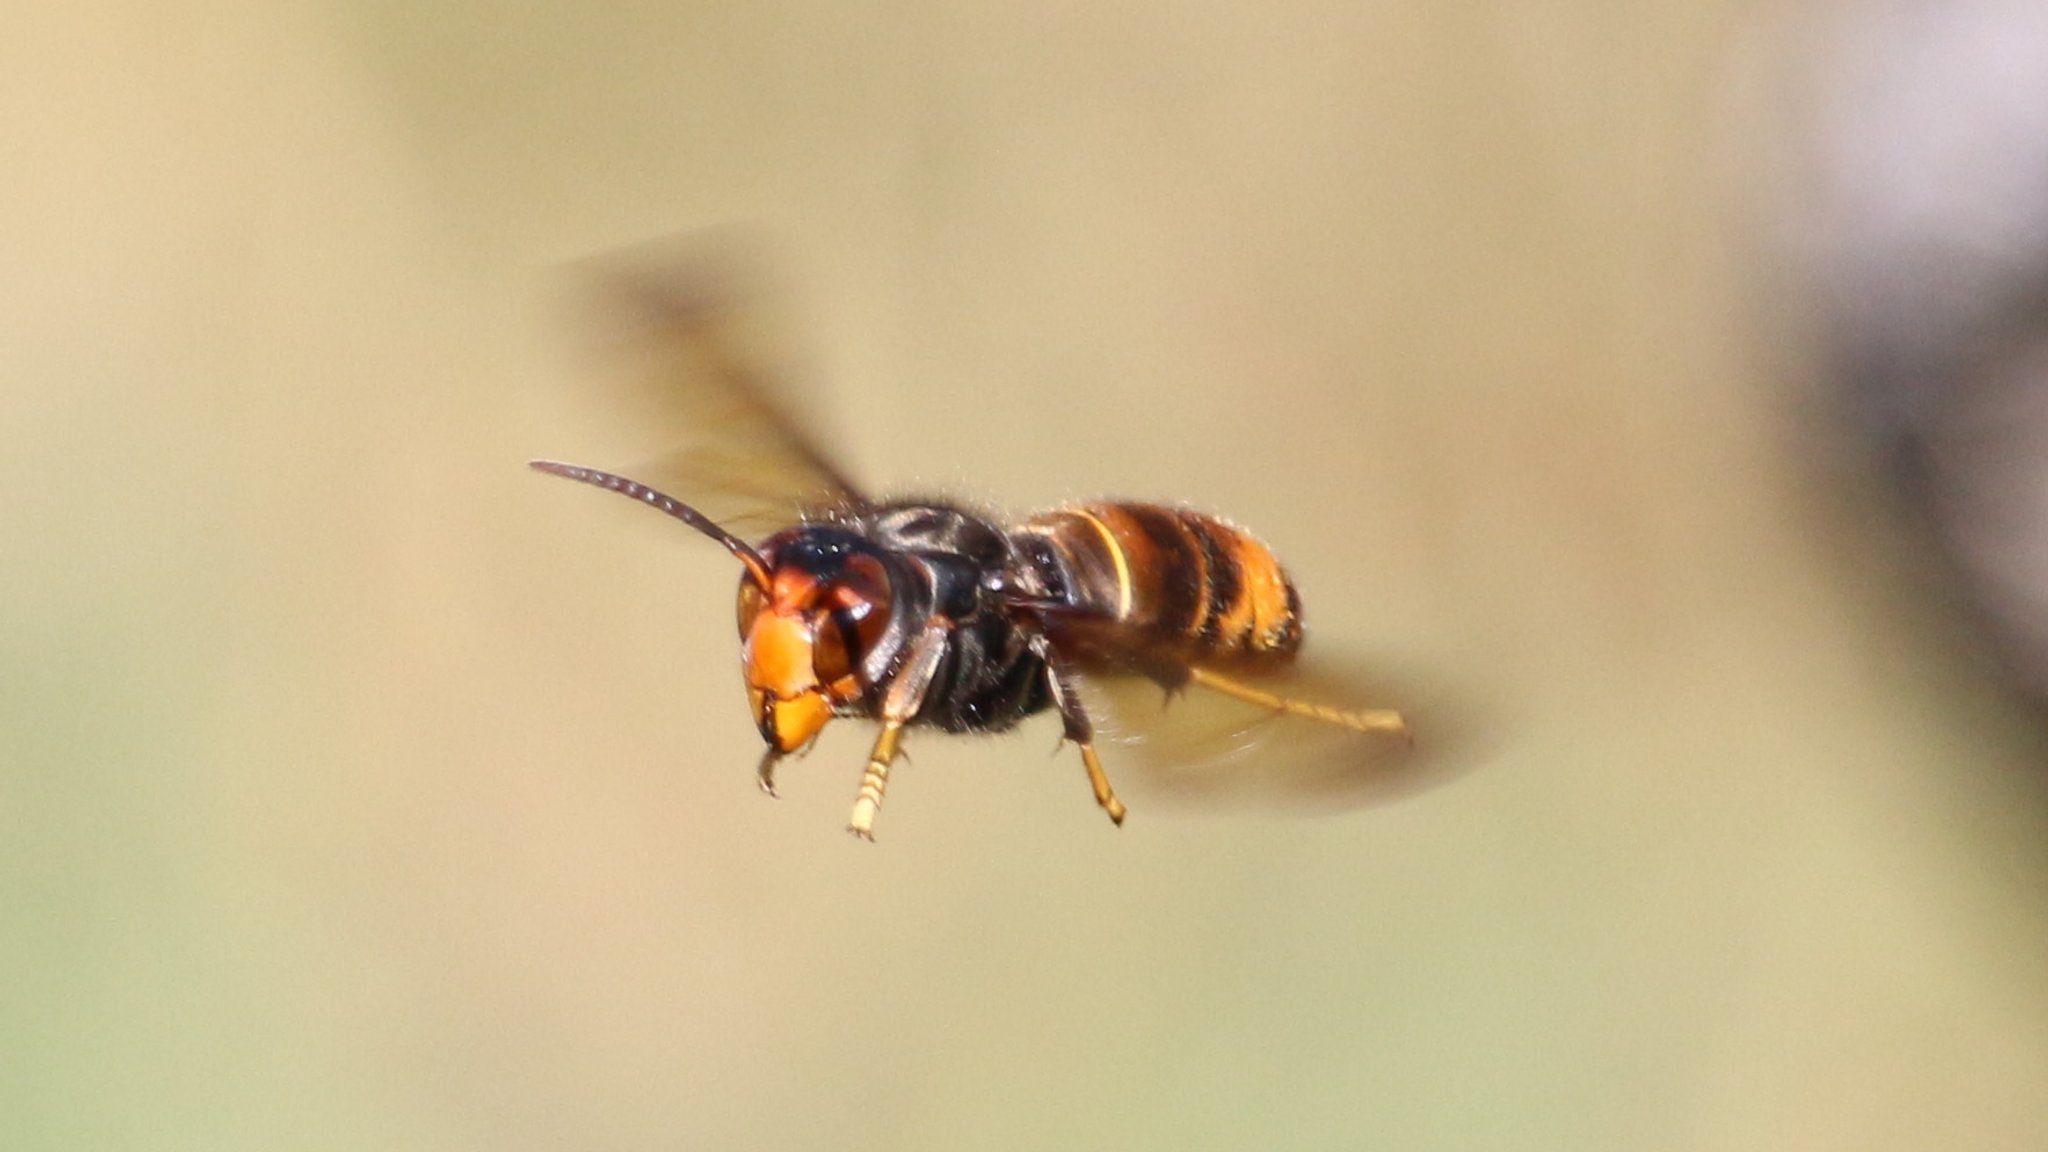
(528, 460), (773, 588)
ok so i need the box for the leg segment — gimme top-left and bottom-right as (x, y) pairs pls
(848, 722), (902, 838)
(1186, 666), (1411, 742)
(847, 620), (951, 839)
(1037, 638), (1127, 826)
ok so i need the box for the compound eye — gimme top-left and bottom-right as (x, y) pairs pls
(840, 555), (894, 642)
(812, 555), (893, 689)
(736, 579), (766, 639)
(813, 612), (856, 686)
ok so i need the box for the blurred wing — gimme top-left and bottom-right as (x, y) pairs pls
(1076, 651), (1483, 811)
(566, 234), (870, 533)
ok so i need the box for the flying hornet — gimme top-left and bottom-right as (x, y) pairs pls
(533, 248), (1420, 839)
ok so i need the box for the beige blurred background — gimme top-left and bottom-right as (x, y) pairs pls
(8, 3), (2048, 1149)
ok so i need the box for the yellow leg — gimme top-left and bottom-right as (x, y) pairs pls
(1036, 641), (1130, 829)
(1076, 741), (1127, 826)
(847, 721), (903, 839)
(845, 621), (951, 841)
(1187, 667), (1411, 741)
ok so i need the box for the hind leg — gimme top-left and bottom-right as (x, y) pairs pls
(1037, 640), (1127, 826)
(1184, 666), (1410, 741)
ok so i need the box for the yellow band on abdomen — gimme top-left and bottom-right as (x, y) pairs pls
(1070, 508), (1132, 620)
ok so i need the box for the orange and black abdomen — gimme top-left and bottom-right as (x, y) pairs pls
(1016, 502), (1302, 663)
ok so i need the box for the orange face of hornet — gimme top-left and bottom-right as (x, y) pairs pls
(735, 535), (895, 755)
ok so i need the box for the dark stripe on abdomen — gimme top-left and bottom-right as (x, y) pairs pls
(1184, 515), (1242, 645)
(1119, 504), (1206, 640)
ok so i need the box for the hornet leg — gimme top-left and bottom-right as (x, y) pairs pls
(848, 620), (951, 840)
(1186, 667), (1411, 742)
(1037, 638), (1127, 827)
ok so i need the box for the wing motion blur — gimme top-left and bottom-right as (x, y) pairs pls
(565, 235), (870, 532)
(1076, 650), (1477, 810)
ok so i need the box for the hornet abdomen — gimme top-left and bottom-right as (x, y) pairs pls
(1016, 502), (1302, 664)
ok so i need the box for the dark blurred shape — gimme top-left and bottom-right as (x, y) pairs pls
(1774, 1), (2048, 705)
